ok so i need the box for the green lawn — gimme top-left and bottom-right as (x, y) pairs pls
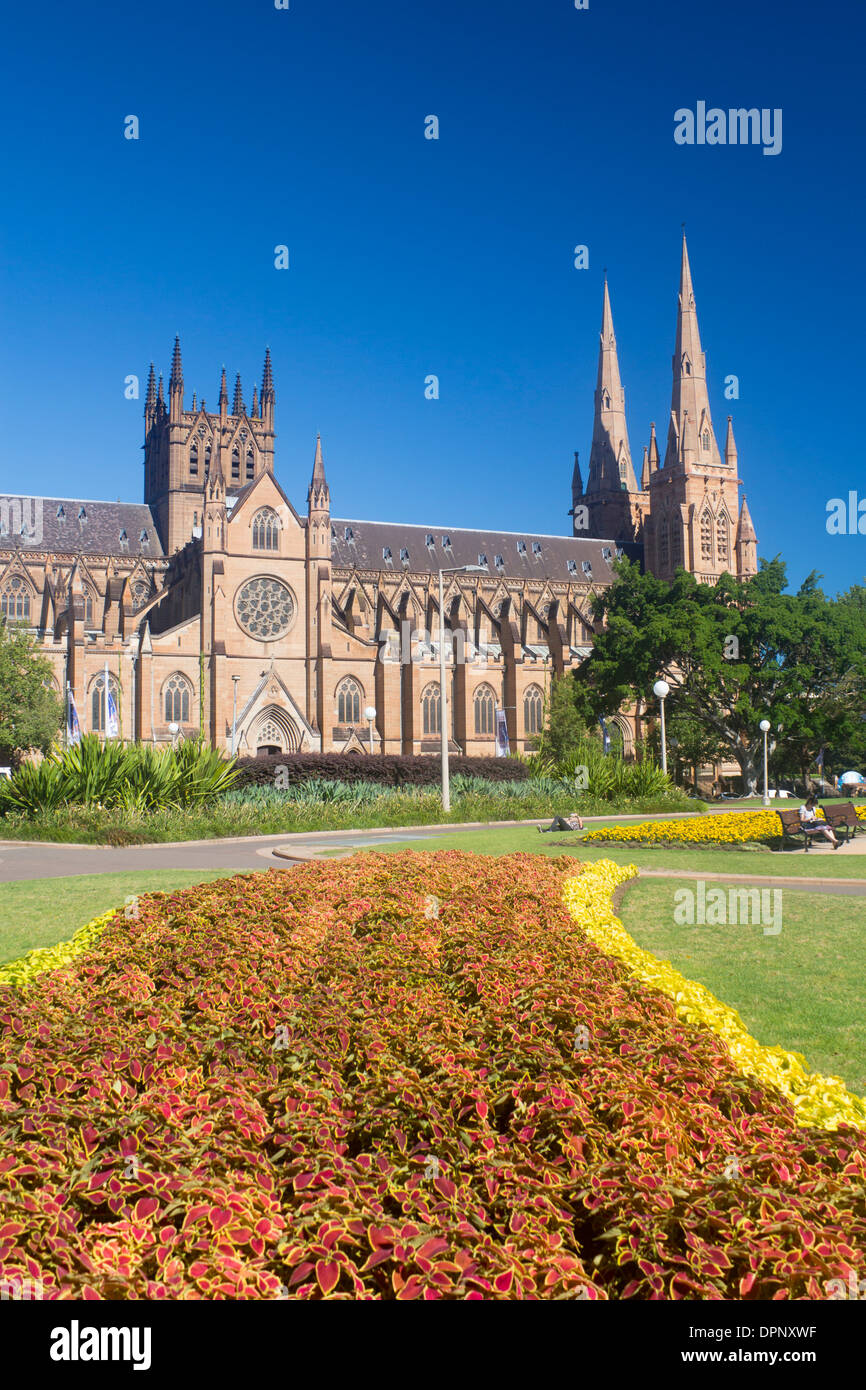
(366, 825), (866, 878)
(618, 877), (866, 1096)
(0, 870), (240, 966)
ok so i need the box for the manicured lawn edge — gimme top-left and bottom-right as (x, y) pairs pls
(563, 868), (866, 1133)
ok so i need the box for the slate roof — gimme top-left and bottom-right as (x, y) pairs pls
(329, 519), (621, 583)
(0, 496), (164, 557)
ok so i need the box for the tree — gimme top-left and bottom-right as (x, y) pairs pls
(576, 558), (866, 796)
(534, 673), (587, 763)
(0, 618), (64, 767)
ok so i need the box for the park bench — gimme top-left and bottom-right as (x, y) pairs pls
(822, 801), (866, 844)
(776, 807), (825, 851)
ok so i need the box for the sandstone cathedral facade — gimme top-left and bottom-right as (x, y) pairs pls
(0, 237), (757, 758)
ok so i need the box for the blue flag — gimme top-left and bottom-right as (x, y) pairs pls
(66, 685), (81, 745)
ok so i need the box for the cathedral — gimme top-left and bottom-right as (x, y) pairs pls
(0, 236), (757, 759)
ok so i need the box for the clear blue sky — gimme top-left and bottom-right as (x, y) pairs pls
(1, 0), (864, 596)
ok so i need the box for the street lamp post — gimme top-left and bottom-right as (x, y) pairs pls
(653, 679), (670, 775)
(439, 564), (487, 812)
(364, 705), (377, 755)
(760, 719), (771, 806)
(230, 676), (240, 757)
(168, 721), (180, 751)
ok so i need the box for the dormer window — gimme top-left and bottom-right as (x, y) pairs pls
(119, 529), (128, 546)
(425, 534), (435, 549)
(582, 560), (593, 576)
(78, 507), (87, 522)
(344, 526), (354, 543)
(140, 529), (149, 545)
(399, 547), (409, 565)
(494, 554), (504, 571)
(478, 553), (488, 568)
(517, 540), (527, 555)
(383, 546), (393, 562)
(56, 505), (66, 522)
(567, 559), (577, 576)
(532, 541), (542, 557)
(602, 546), (612, 561)
(441, 535), (451, 550)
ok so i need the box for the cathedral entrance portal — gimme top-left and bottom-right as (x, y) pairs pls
(246, 705), (301, 756)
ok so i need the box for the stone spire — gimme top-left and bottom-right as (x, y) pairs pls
(648, 421), (660, 473)
(232, 373), (244, 416)
(641, 446), (650, 490)
(145, 362), (157, 411)
(157, 372), (165, 413)
(587, 277), (638, 494)
(251, 384), (259, 419)
(735, 494), (757, 578)
(219, 366), (228, 418)
(571, 450), (583, 501)
(261, 348), (274, 430)
(169, 336), (183, 420)
(308, 433), (329, 510)
(724, 415), (738, 467)
(664, 235), (722, 470)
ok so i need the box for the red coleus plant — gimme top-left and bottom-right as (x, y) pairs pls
(1, 851), (865, 1300)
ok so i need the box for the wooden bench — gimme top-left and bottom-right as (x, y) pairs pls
(823, 801), (865, 843)
(776, 807), (831, 851)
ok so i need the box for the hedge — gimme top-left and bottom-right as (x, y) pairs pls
(232, 752), (530, 789)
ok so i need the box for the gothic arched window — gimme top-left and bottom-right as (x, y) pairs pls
(671, 516), (684, 569)
(0, 575), (32, 624)
(659, 516), (670, 569)
(702, 431), (710, 451)
(190, 444), (198, 476)
(231, 446), (240, 481)
(421, 683), (441, 736)
(251, 508), (280, 551)
(163, 672), (192, 724)
(700, 510), (713, 563)
(336, 677), (363, 725)
(204, 446), (212, 477)
(90, 672), (119, 733)
(246, 450), (255, 482)
(716, 512), (730, 569)
(524, 684), (544, 736)
(474, 683), (496, 736)
(130, 579), (149, 612)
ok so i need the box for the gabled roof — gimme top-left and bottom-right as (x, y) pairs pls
(0, 496), (163, 557)
(329, 518), (619, 583)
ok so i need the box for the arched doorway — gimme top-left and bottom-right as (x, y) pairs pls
(247, 705), (301, 756)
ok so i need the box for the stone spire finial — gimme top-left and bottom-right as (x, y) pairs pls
(233, 373), (244, 416)
(725, 415), (738, 467)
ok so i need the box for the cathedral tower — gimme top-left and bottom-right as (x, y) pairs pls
(644, 236), (755, 582)
(144, 341), (277, 554)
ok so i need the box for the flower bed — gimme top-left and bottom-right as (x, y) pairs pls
(2, 852), (866, 1301)
(581, 806), (866, 846)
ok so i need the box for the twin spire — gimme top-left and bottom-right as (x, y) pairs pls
(585, 235), (733, 494)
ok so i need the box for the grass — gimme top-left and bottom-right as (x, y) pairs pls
(617, 877), (866, 1096)
(368, 824), (866, 878)
(0, 788), (695, 845)
(0, 870), (240, 965)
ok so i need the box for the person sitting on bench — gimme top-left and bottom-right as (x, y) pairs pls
(538, 809), (584, 833)
(799, 794), (841, 849)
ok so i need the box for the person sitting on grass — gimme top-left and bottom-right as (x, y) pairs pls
(799, 793), (841, 849)
(538, 809), (584, 834)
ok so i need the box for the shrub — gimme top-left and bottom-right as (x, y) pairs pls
(231, 752), (530, 789)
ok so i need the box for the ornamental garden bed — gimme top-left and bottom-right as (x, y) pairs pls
(1, 852), (865, 1300)
(580, 808), (866, 848)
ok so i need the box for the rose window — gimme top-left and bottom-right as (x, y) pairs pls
(235, 576), (295, 640)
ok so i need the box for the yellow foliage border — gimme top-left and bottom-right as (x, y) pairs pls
(563, 860), (866, 1133)
(0, 908), (118, 989)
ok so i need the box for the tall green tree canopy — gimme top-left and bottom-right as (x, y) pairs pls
(0, 619), (64, 766)
(575, 559), (866, 793)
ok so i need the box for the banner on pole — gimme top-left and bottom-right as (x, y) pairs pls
(66, 686), (81, 746)
(495, 708), (510, 758)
